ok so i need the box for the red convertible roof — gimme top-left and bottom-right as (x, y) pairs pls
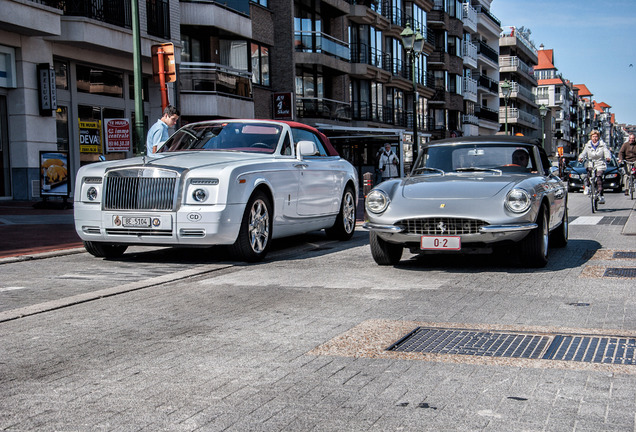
(277, 120), (339, 156)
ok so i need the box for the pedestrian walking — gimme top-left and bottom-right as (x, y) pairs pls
(146, 105), (180, 156)
(378, 143), (399, 181)
(617, 133), (636, 195)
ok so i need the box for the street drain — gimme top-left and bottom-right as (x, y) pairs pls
(599, 216), (629, 225)
(387, 327), (550, 359)
(613, 251), (636, 259)
(388, 327), (636, 365)
(603, 268), (636, 278)
(543, 335), (636, 364)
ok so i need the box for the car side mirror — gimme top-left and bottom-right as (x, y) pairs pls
(296, 140), (317, 159)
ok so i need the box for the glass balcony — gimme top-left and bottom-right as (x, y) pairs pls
(297, 97), (351, 121)
(180, 62), (252, 98)
(295, 31), (350, 62)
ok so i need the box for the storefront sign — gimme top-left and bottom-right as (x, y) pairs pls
(79, 120), (102, 153)
(104, 118), (131, 152)
(273, 92), (293, 120)
(37, 63), (57, 115)
(40, 151), (69, 197)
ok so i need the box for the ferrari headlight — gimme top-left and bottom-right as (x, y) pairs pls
(366, 189), (390, 214)
(505, 188), (531, 213)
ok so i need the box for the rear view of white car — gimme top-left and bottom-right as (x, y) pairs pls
(74, 120), (358, 262)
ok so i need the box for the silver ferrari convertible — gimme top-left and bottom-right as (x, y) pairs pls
(364, 136), (568, 267)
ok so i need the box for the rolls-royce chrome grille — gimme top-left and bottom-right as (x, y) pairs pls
(397, 218), (488, 235)
(103, 168), (179, 211)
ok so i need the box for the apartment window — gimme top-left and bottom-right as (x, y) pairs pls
(182, 35), (202, 63)
(220, 40), (249, 70)
(251, 43), (270, 86)
(448, 36), (461, 57)
(128, 74), (149, 101)
(251, 0), (268, 7)
(76, 64), (123, 98)
(449, 74), (462, 95)
(54, 60), (68, 90)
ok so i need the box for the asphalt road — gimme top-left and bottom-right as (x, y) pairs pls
(1, 191), (635, 431)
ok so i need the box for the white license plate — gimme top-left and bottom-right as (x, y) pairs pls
(420, 236), (461, 250)
(122, 216), (151, 228)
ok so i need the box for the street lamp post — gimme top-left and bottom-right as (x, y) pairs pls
(539, 104), (547, 149)
(576, 126), (582, 155)
(400, 23), (424, 155)
(501, 80), (512, 135)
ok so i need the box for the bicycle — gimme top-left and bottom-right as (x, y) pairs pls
(583, 162), (601, 213)
(623, 161), (635, 200)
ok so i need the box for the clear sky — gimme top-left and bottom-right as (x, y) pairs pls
(491, 0), (636, 125)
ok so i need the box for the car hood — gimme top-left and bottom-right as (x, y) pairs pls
(402, 175), (520, 199)
(80, 151), (276, 176)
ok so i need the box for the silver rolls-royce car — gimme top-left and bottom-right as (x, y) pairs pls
(364, 136), (568, 268)
(74, 120), (358, 262)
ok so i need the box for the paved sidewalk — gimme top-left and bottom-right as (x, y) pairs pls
(0, 200), (82, 259)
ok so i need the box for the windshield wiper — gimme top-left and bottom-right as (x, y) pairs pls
(412, 167), (445, 175)
(455, 167), (502, 174)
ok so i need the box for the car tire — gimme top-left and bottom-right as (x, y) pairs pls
(369, 232), (403, 265)
(519, 205), (549, 268)
(325, 186), (356, 241)
(230, 191), (272, 262)
(550, 205), (568, 248)
(83, 241), (128, 258)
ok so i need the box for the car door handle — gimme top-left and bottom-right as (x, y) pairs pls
(294, 163), (308, 169)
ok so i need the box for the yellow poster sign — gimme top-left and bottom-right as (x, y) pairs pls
(79, 120), (102, 153)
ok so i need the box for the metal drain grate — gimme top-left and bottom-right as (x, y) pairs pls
(543, 335), (636, 364)
(388, 327), (636, 365)
(387, 327), (550, 359)
(599, 216), (629, 226)
(613, 251), (636, 259)
(603, 268), (636, 278)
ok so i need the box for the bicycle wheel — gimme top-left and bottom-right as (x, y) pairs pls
(630, 176), (634, 200)
(590, 183), (597, 213)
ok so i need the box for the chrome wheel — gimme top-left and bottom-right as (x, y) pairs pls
(248, 198), (270, 254)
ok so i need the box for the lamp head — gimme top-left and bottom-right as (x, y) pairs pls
(539, 104), (548, 117)
(400, 23), (415, 51)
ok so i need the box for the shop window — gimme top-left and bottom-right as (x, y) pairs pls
(54, 60), (68, 90)
(76, 64), (123, 98)
(56, 106), (69, 151)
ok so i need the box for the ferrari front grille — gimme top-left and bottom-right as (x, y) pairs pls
(397, 218), (488, 235)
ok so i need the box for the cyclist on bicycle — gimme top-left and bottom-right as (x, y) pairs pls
(618, 133), (636, 196)
(578, 129), (611, 204)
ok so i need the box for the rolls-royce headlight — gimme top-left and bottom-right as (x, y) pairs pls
(87, 187), (98, 201)
(192, 188), (207, 202)
(505, 188), (531, 213)
(366, 189), (390, 214)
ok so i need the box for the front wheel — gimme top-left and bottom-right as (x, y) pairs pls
(519, 205), (549, 268)
(369, 232), (403, 265)
(83, 241), (128, 258)
(590, 186), (597, 213)
(550, 205), (568, 248)
(230, 191), (272, 262)
(631, 178), (634, 200)
(325, 186), (356, 241)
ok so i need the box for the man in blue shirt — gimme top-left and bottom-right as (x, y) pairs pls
(146, 105), (180, 156)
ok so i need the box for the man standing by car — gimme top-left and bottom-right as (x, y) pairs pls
(146, 105), (180, 156)
(618, 134), (636, 195)
(378, 143), (399, 181)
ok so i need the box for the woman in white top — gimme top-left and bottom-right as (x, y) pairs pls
(578, 130), (611, 203)
(378, 143), (399, 180)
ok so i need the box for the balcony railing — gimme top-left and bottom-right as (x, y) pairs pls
(463, 40), (477, 65)
(295, 31), (350, 62)
(179, 62), (252, 98)
(462, 2), (477, 31)
(478, 40), (498, 64)
(49, 0), (133, 29)
(180, 0), (250, 16)
(297, 97), (351, 121)
(350, 43), (389, 71)
(351, 102), (407, 127)
(474, 4), (501, 27)
(476, 105), (498, 123)
(478, 74), (498, 94)
(499, 107), (537, 125)
(462, 114), (479, 125)
(499, 56), (534, 80)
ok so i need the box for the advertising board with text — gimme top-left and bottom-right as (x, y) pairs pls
(79, 120), (102, 153)
(104, 118), (132, 152)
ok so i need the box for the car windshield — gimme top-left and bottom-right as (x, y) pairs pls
(413, 144), (538, 175)
(159, 122), (283, 154)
